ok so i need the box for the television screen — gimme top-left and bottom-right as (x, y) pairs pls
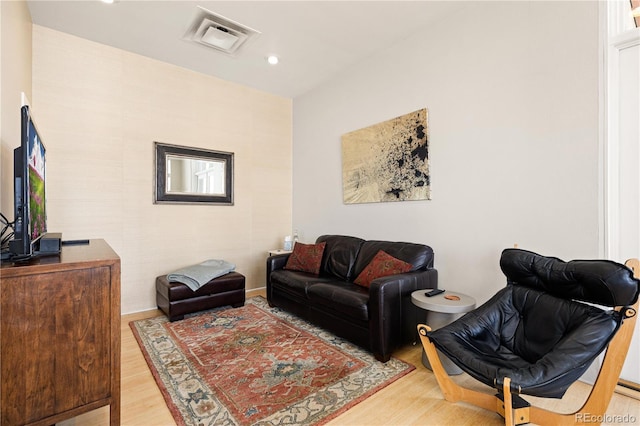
(27, 118), (46, 242)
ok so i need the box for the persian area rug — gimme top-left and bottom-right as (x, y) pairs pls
(130, 296), (414, 426)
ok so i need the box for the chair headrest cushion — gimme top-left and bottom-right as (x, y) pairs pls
(500, 248), (639, 307)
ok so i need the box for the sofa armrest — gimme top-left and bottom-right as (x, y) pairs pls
(368, 268), (438, 301)
(266, 254), (291, 303)
(367, 268), (438, 361)
(267, 253), (290, 275)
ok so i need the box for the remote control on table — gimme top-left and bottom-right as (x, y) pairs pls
(61, 239), (90, 246)
(425, 289), (445, 297)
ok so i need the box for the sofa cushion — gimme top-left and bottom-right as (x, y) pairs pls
(316, 235), (365, 281)
(307, 282), (370, 322)
(284, 242), (326, 275)
(352, 240), (433, 279)
(354, 250), (413, 288)
(270, 270), (335, 299)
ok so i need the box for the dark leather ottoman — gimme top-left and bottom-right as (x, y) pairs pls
(156, 271), (245, 321)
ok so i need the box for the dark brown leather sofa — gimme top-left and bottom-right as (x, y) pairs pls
(266, 235), (437, 362)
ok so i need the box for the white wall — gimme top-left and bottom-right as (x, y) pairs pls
(292, 1), (600, 304)
(32, 26), (292, 314)
(0, 0), (32, 214)
(606, 18), (640, 384)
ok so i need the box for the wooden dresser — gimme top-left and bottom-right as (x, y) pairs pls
(1, 239), (120, 426)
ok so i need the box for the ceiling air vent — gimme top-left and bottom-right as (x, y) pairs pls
(184, 7), (260, 55)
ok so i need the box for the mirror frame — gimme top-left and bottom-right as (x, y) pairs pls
(154, 142), (234, 205)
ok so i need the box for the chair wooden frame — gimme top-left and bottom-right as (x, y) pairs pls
(418, 258), (639, 426)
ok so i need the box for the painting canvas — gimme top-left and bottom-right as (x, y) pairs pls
(342, 108), (430, 204)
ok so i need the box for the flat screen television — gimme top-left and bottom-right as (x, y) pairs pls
(8, 105), (47, 259)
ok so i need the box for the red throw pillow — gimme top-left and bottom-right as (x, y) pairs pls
(284, 242), (326, 275)
(354, 250), (412, 288)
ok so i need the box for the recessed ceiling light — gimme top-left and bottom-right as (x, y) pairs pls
(101, 0), (115, 3)
(267, 55), (279, 65)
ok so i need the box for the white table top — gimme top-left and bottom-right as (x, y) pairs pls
(268, 249), (292, 256)
(411, 290), (476, 314)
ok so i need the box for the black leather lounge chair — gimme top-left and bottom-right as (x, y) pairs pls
(418, 248), (639, 426)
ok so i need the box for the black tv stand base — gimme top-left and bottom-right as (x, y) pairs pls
(37, 232), (62, 254)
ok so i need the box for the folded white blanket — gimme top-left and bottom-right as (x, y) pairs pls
(167, 259), (236, 291)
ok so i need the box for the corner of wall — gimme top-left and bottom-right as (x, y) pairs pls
(0, 0), (33, 214)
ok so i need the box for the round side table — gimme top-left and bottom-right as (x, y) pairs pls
(411, 289), (476, 375)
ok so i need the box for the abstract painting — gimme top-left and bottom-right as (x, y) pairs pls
(342, 108), (430, 204)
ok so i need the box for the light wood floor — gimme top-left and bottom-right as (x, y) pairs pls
(59, 293), (640, 426)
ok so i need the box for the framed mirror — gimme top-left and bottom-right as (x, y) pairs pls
(154, 142), (234, 205)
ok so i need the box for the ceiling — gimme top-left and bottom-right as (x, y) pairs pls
(26, 1), (466, 98)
